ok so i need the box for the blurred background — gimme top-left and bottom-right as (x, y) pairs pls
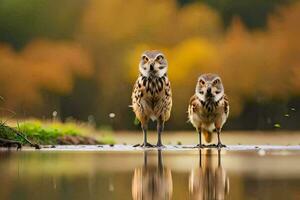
(0, 0), (300, 131)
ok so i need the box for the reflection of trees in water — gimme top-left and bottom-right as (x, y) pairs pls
(132, 150), (173, 200)
(189, 149), (230, 200)
(0, 151), (11, 160)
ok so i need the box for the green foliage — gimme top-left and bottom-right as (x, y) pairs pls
(98, 134), (115, 145)
(179, 0), (293, 29)
(0, 0), (87, 48)
(274, 123), (281, 128)
(0, 120), (116, 145)
(98, 125), (113, 132)
(17, 120), (81, 144)
(97, 125), (116, 144)
(0, 122), (19, 141)
(134, 117), (140, 126)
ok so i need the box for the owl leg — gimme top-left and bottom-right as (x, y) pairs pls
(216, 128), (226, 148)
(195, 128), (206, 148)
(132, 116), (154, 148)
(156, 118), (165, 148)
(140, 123), (154, 148)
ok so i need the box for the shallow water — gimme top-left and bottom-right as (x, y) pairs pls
(0, 148), (300, 200)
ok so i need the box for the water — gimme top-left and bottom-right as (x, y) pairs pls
(0, 148), (300, 200)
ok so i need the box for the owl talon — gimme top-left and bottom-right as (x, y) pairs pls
(133, 143), (140, 147)
(205, 144), (217, 148)
(143, 143), (155, 148)
(136, 142), (155, 148)
(217, 143), (226, 149)
(156, 143), (166, 149)
(195, 144), (206, 148)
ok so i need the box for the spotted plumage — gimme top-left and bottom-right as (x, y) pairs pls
(188, 73), (229, 148)
(132, 74), (172, 122)
(131, 50), (172, 147)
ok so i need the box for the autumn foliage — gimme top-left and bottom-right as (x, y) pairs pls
(0, 40), (92, 108)
(0, 0), (300, 128)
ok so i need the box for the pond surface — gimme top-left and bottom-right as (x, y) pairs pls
(0, 147), (300, 200)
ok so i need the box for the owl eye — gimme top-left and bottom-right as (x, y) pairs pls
(156, 55), (164, 61)
(199, 91), (204, 94)
(199, 79), (205, 85)
(213, 79), (220, 85)
(142, 56), (149, 62)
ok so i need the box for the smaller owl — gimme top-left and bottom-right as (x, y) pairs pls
(131, 50), (172, 148)
(188, 73), (229, 148)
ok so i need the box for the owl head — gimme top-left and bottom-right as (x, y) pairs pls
(139, 50), (168, 78)
(196, 73), (224, 102)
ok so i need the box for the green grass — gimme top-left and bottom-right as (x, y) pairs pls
(0, 120), (115, 145)
(97, 133), (115, 145)
(17, 120), (81, 145)
(0, 122), (19, 141)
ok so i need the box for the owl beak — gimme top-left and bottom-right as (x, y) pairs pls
(150, 63), (154, 71)
(207, 87), (211, 94)
(206, 87), (212, 98)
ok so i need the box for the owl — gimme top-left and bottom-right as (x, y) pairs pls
(188, 74), (229, 148)
(131, 50), (172, 148)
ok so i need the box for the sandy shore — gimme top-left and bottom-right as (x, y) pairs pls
(11, 144), (295, 152)
(113, 131), (300, 145)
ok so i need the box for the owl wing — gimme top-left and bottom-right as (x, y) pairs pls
(131, 79), (139, 107)
(161, 80), (172, 121)
(131, 77), (148, 123)
(214, 94), (230, 129)
(188, 94), (201, 115)
(188, 94), (202, 128)
(223, 94), (229, 118)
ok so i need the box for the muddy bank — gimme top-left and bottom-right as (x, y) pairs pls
(57, 135), (100, 145)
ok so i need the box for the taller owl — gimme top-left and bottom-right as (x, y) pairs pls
(131, 50), (172, 148)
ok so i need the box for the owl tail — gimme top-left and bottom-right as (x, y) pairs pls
(203, 130), (212, 143)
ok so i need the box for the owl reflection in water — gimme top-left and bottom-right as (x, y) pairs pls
(132, 151), (173, 200)
(189, 149), (230, 200)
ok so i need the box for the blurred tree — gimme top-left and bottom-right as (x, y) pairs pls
(0, 0), (87, 48)
(178, 0), (294, 29)
(0, 40), (93, 116)
(218, 2), (300, 129)
(0, 0), (300, 130)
